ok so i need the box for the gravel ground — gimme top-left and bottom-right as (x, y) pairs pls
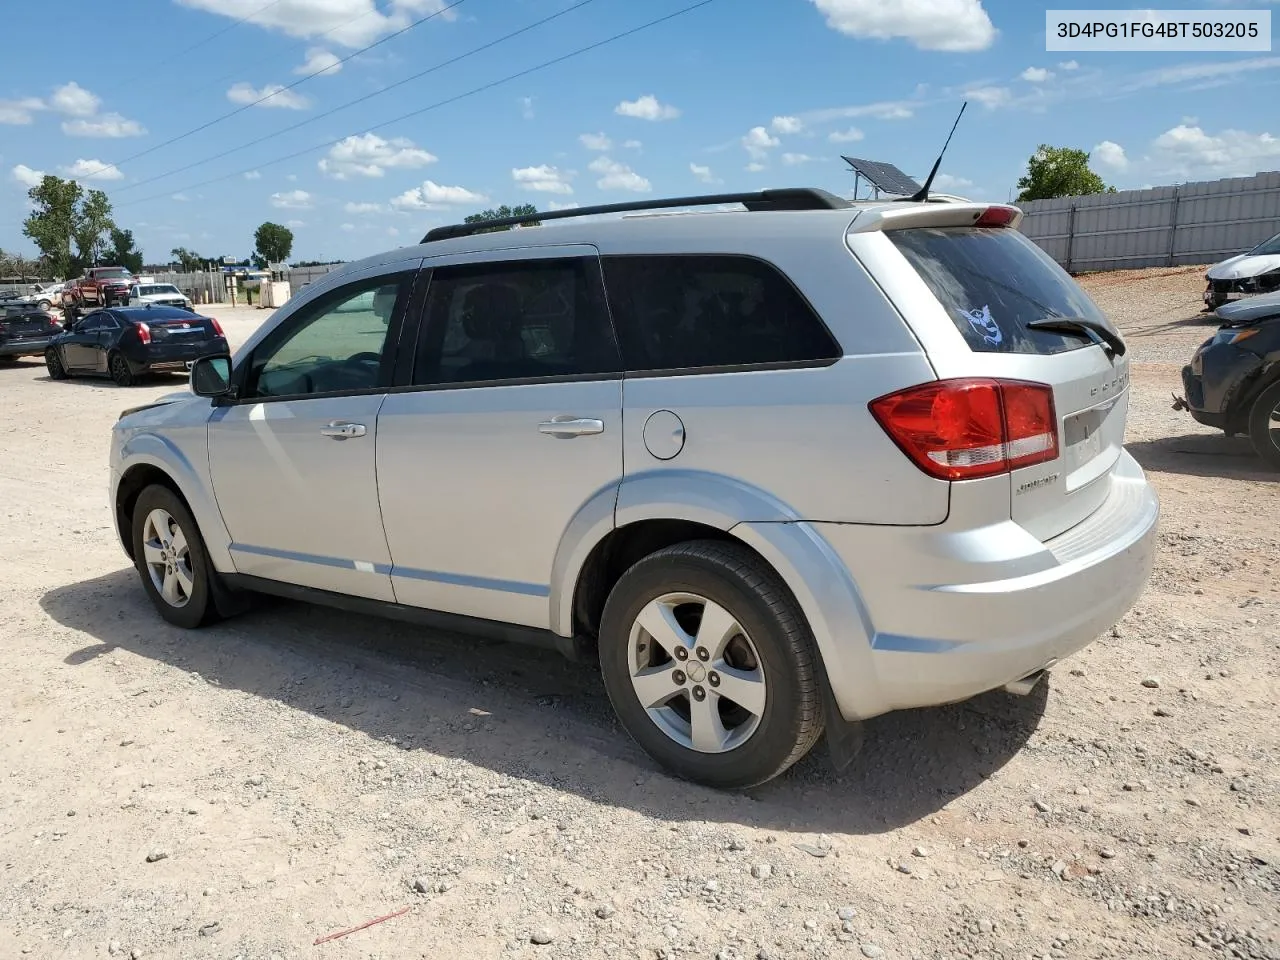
(0, 270), (1276, 960)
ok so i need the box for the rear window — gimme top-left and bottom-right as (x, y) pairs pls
(888, 227), (1118, 355)
(601, 255), (840, 372)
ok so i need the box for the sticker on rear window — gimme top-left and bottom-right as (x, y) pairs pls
(959, 305), (1002, 346)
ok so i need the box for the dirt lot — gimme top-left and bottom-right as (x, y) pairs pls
(1, 268), (1276, 960)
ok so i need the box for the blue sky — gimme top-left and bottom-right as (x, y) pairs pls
(2, 0), (1278, 265)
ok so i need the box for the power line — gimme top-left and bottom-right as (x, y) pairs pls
(116, 0), (718, 210)
(113, 0), (600, 196)
(107, 0), (471, 171)
(138, 0), (286, 77)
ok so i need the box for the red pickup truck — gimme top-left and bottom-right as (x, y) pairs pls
(63, 266), (135, 309)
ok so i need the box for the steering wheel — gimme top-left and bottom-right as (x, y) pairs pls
(348, 352), (381, 363)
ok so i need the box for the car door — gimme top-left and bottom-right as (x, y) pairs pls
(60, 314), (103, 370)
(91, 313), (122, 373)
(376, 248), (624, 628)
(206, 264), (420, 601)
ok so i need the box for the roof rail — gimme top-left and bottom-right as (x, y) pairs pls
(420, 187), (851, 243)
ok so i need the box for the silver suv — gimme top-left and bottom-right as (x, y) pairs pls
(110, 188), (1159, 789)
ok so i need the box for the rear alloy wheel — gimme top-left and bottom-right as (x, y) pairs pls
(131, 485), (216, 628)
(599, 540), (824, 789)
(1247, 380), (1280, 471)
(45, 348), (68, 380)
(109, 352), (136, 386)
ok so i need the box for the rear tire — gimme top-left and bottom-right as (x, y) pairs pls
(1247, 380), (1280, 471)
(109, 352), (136, 387)
(45, 348), (68, 380)
(130, 484), (219, 629)
(598, 540), (825, 790)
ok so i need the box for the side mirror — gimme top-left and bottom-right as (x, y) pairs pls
(191, 354), (233, 399)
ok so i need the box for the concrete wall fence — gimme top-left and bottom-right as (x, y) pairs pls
(1018, 170), (1280, 273)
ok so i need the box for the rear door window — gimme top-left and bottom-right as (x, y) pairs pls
(887, 227), (1119, 355)
(601, 255), (841, 373)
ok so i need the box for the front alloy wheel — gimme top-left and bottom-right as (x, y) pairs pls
(130, 484), (217, 628)
(141, 508), (195, 609)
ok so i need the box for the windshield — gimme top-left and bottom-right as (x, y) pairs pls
(887, 226), (1121, 355)
(1247, 232), (1280, 257)
(139, 284), (181, 296)
(95, 268), (132, 279)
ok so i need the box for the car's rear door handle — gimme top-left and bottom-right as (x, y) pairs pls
(538, 417), (605, 438)
(320, 421), (366, 440)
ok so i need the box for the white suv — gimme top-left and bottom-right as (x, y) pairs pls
(109, 188), (1158, 789)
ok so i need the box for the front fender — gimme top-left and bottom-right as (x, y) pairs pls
(115, 432), (234, 572)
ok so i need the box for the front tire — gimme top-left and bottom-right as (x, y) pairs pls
(598, 540), (825, 789)
(109, 352), (136, 386)
(130, 485), (217, 629)
(45, 348), (68, 380)
(1247, 380), (1280, 471)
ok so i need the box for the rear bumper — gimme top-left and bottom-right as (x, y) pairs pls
(130, 338), (228, 371)
(810, 451), (1159, 717)
(0, 335), (53, 357)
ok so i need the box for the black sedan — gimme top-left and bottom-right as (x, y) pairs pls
(1176, 291), (1280, 470)
(45, 305), (228, 386)
(0, 303), (63, 363)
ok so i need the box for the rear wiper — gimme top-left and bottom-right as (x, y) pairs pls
(1026, 316), (1126, 358)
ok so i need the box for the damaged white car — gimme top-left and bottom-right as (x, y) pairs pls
(1204, 232), (1280, 310)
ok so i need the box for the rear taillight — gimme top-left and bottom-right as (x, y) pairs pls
(136, 322), (151, 344)
(975, 205), (1017, 228)
(209, 316), (225, 337)
(869, 378), (1058, 481)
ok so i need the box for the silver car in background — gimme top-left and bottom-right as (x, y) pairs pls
(109, 188), (1158, 789)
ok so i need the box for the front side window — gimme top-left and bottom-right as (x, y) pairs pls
(412, 258), (620, 386)
(245, 274), (410, 399)
(1248, 232), (1280, 257)
(600, 255), (841, 373)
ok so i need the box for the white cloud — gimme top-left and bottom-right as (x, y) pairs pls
(62, 112), (146, 138)
(690, 162), (721, 185)
(623, 139), (642, 150)
(11, 164), (45, 188)
(391, 180), (488, 209)
(1021, 66), (1052, 83)
(1092, 140), (1129, 171)
(295, 47), (342, 76)
(742, 125), (781, 160)
(809, 0), (996, 51)
(547, 200), (579, 211)
(50, 82), (100, 117)
(933, 173), (974, 191)
(286, 219), (306, 228)
(801, 100), (915, 124)
(1059, 59), (1080, 70)
(771, 115), (804, 135)
(270, 189), (313, 209)
(227, 82), (311, 110)
(828, 126), (865, 143)
(341, 222), (356, 231)
(512, 164), (573, 194)
(244, 170), (261, 180)
(965, 85), (1012, 108)
(1150, 124), (1280, 179)
(60, 158), (123, 181)
(1125, 56), (1280, 92)
(615, 94), (680, 121)
(171, 193), (191, 202)
(318, 133), (436, 179)
(344, 201), (386, 214)
(579, 132), (613, 151)
(746, 161), (767, 173)
(0, 97), (45, 125)
(782, 153), (814, 165)
(589, 156), (651, 193)
(519, 96), (535, 120)
(173, 0), (457, 48)
(286, 174), (298, 181)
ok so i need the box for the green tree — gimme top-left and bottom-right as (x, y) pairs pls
(463, 203), (541, 233)
(22, 175), (83, 278)
(1016, 146), (1116, 202)
(169, 247), (207, 271)
(73, 189), (115, 266)
(253, 222), (294, 267)
(105, 228), (144, 273)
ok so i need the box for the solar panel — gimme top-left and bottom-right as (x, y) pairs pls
(841, 157), (922, 197)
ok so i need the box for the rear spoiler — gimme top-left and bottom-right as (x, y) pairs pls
(847, 203), (1022, 233)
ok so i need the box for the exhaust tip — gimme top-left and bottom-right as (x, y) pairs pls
(1004, 667), (1051, 696)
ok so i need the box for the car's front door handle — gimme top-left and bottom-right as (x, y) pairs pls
(320, 421), (366, 440)
(537, 417), (605, 438)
